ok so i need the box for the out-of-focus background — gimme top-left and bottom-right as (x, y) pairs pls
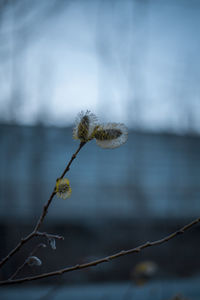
(0, 0), (200, 299)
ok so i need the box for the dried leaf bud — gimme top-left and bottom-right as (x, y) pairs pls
(27, 256), (42, 267)
(49, 238), (56, 250)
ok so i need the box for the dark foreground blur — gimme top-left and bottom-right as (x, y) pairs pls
(1, 276), (200, 300)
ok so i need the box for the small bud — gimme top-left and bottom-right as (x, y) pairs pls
(27, 256), (42, 267)
(55, 178), (72, 199)
(49, 238), (56, 250)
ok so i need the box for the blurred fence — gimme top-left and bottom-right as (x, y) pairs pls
(0, 124), (200, 223)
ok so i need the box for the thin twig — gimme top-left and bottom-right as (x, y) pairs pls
(35, 232), (64, 241)
(0, 142), (86, 269)
(9, 243), (46, 280)
(8, 232), (63, 281)
(0, 216), (199, 285)
(34, 141), (86, 232)
(0, 233), (35, 269)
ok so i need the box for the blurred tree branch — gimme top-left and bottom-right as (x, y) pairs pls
(0, 216), (199, 285)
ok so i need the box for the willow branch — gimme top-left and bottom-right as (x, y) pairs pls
(1, 217), (199, 285)
(0, 142), (86, 269)
(9, 243), (46, 280)
(34, 141), (86, 232)
(35, 232), (64, 241)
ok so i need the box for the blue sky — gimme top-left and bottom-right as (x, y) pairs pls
(0, 0), (200, 133)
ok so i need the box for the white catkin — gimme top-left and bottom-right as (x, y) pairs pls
(95, 123), (128, 149)
(27, 256), (42, 267)
(49, 238), (56, 250)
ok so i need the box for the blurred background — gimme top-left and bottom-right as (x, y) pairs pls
(0, 0), (200, 299)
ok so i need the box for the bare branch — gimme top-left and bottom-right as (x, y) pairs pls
(0, 142), (86, 269)
(1, 216), (199, 285)
(33, 141), (86, 232)
(0, 232), (35, 270)
(35, 232), (64, 241)
(9, 243), (46, 280)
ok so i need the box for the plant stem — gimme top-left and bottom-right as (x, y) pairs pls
(0, 142), (86, 269)
(9, 243), (46, 280)
(0, 216), (199, 285)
